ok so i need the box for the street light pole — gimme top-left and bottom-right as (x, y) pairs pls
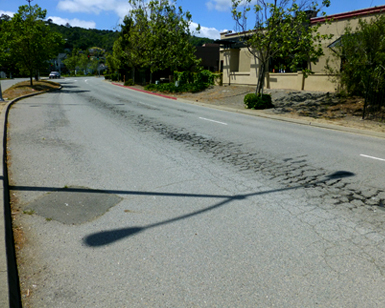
(0, 81), (4, 102)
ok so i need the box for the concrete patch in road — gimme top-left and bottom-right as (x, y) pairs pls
(25, 187), (122, 224)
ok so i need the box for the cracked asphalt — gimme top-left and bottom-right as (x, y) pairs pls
(7, 77), (385, 307)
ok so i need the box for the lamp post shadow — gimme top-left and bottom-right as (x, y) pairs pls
(82, 171), (355, 247)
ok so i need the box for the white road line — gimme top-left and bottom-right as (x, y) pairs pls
(199, 117), (228, 126)
(138, 101), (156, 108)
(360, 154), (385, 162)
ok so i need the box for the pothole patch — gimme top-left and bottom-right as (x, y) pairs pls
(25, 187), (122, 224)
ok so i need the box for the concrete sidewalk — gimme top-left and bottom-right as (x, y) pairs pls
(1, 92), (49, 308)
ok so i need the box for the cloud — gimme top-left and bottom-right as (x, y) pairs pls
(205, 0), (232, 12)
(57, 0), (131, 17)
(0, 10), (15, 17)
(47, 16), (96, 29)
(190, 22), (224, 40)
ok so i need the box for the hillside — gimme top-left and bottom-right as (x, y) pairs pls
(48, 22), (214, 53)
(48, 22), (119, 52)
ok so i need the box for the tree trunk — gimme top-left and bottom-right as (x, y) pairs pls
(255, 62), (266, 96)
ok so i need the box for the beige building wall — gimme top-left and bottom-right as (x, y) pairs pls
(219, 6), (385, 92)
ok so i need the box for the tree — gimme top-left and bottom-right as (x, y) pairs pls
(0, 14), (16, 78)
(1, 4), (63, 85)
(105, 52), (119, 75)
(327, 15), (385, 96)
(325, 15), (385, 119)
(231, 0), (332, 95)
(78, 53), (89, 74)
(112, 15), (140, 81)
(117, 0), (200, 83)
(63, 48), (81, 75)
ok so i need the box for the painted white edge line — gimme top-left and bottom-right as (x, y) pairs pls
(199, 117), (228, 126)
(138, 101), (156, 108)
(360, 154), (385, 162)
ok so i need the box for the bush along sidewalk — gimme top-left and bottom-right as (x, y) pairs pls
(145, 70), (220, 93)
(244, 93), (274, 110)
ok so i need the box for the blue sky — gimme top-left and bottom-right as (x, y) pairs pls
(1, 0), (384, 39)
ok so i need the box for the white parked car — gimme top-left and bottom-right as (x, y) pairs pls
(49, 71), (60, 79)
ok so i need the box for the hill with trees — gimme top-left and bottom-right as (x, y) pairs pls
(47, 22), (119, 52)
(47, 22), (213, 53)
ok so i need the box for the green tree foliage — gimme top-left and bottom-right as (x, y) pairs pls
(0, 14), (14, 75)
(189, 36), (214, 47)
(325, 15), (385, 119)
(62, 48), (81, 75)
(48, 23), (119, 53)
(114, 0), (200, 83)
(78, 53), (89, 74)
(48, 21), (204, 57)
(326, 15), (385, 97)
(112, 16), (136, 79)
(1, 4), (63, 85)
(231, 0), (332, 95)
(62, 45), (107, 76)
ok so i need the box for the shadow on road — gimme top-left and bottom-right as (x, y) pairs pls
(9, 171), (354, 247)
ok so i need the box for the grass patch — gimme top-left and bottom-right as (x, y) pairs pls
(2, 80), (61, 101)
(23, 209), (35, 215)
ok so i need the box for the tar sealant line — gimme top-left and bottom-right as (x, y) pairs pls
(360, 154), (385, 162)
(199, 117), (228, 126)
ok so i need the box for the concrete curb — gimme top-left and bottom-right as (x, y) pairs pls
(111, 83), (177, 100)
(1, 89), (60, 308)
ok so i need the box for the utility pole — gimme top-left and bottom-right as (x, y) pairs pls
(0, 81), (4, 102)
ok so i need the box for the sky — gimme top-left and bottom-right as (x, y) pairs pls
(1, 0), (384, 39)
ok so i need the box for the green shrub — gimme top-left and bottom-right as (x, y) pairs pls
(213, 72), (223, 86)
(124, 79), (134, 86)
(145, 79), (211, 94)
(174, 71), (193, 85)
(244, 93), (274, 109)
(145, 83), (180, 93)
(105, 72), (119, 81)
(144, 70), (219, 94)
(193, 70), (208, 84)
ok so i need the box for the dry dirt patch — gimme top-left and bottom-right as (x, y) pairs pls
(2, 80), (61, 101)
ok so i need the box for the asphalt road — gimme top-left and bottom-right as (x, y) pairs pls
(7, 77), (385, 307)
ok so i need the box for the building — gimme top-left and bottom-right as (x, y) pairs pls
(195, 43), (220, 72)
(218, 5), (385, 92)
